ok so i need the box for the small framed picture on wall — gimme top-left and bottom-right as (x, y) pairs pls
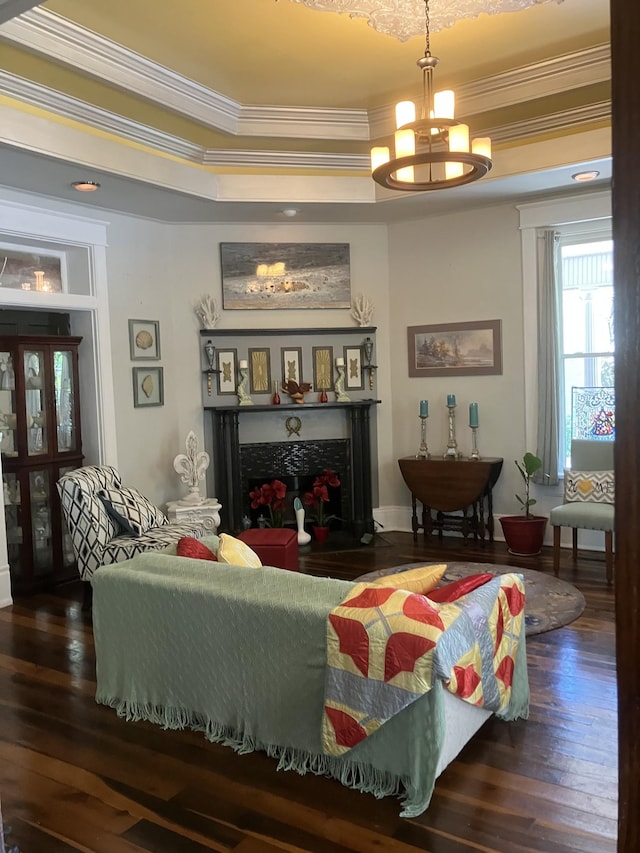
(281, 347), (303, 385)
(132, 366), (164, 407)
(217, 349), (238, 394)
(344, 346), (364, 389)
(129, 319), (161, 360)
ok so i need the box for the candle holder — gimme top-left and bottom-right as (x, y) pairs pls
(237, 365), (254, 406)
(416, 415), (430, 458)
(470, 426), (480, 460)
(202, 339), (221, 397)
(444, 403), (460, 459)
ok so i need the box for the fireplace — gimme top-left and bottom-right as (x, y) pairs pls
(207, 400), (378, 538)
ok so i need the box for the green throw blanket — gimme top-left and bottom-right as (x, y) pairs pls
(92, 551), (529, 817)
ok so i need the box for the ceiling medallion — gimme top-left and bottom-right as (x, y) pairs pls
(289, 0), (564, 41)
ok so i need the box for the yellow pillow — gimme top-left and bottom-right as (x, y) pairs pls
(370, 564), (446, 594)
(217, 533), (262, 568)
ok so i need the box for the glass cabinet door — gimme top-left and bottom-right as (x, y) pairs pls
(30, 469), (52, 575)
(0, 351), (17, 457)
(2, 471), (22, 575)
(23, 350), (48, 457)
(54, 350), (77, 453)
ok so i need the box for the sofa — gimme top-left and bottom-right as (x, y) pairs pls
(57, 465), (208, 585)
(91, 542), (529, 817)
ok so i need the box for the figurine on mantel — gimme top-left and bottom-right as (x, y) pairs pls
(334, 357), (351, 403)
(282, 379), (312, 404)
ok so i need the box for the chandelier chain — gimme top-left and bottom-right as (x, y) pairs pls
(424, 0), (431, 57)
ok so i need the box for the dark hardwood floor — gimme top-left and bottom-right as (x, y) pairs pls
(0, 532), (616, 852)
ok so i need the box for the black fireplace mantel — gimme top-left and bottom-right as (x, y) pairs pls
(207, 400), (380, 538)
(204, 400), (380, 413)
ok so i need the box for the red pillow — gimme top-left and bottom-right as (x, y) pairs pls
(427, 572), (494, 603)
(176, 537), (217, 562)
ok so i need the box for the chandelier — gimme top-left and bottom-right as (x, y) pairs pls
(370, 0), (492, 192)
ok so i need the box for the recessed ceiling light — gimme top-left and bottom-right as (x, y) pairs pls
(282, 208), (298, 217)
(72, 180), (101, 192)
(571, 171), (600, 183)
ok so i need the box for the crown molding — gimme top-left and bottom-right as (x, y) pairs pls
(0, 71), (368, 170)
(0, 8), (610, 144)
(369, 43), (610, 137)
(487, 102), (611, 146)
(1, 69), (608, 175)
(0, 7), (368, 141)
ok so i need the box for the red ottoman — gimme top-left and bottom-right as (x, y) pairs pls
(238, 528), (299, 572)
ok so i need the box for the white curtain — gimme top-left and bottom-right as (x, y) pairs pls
(535, 229), (560, 485)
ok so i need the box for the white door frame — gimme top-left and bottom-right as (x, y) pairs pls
(0, 197), (117, 607)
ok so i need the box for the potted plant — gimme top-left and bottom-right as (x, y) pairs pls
(248, 479), (287, 528)
(304, 469), (340, 542)
(499, 452), (548, 556)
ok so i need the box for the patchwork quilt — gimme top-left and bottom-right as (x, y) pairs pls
(323, 573), (525, 755)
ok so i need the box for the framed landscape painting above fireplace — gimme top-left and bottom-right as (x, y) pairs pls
(220, 242), (351, 310)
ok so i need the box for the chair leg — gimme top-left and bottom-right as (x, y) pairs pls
(572, 528), (578, 562)
(604, 530), (614, 585)
(553, 525), (561, 577)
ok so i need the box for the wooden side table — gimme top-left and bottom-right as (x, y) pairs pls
(398, 457), (503, 544)
(166, 498), (222, 534)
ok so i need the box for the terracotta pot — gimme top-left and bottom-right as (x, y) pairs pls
(499, 515), (548, 556)
(312, 525), (330, 543)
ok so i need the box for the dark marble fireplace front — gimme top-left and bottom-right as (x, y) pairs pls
(206, 401), (378, 538)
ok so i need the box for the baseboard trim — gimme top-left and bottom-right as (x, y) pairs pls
(0, 563), (13, 608)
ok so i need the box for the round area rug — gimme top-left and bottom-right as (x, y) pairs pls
(356, 562), (586, 636)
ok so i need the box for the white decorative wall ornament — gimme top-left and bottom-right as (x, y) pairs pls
(173, 430), (210, 505)
(288, 0), (563, 41)
(194, 294), (221, 329)
(350, 293), (374, 326)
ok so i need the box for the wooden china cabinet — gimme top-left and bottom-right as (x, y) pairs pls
(0, 335), (83, 593)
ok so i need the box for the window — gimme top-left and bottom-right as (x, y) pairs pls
(558, 235), (614, 467)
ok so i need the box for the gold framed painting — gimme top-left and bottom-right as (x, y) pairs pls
(313, 346), (334, 391)
(248, 348), (272, 394)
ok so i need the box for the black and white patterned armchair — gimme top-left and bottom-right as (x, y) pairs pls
(57, 465), (207, 601)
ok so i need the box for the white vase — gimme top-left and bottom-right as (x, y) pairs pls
(294, 497), (311, 545)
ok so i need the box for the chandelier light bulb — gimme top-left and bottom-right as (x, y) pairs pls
(371, 146), (391, 171)
(395, 100), (416, 129)
(434, 90), (455, 119)
(472, 137), (492, 159)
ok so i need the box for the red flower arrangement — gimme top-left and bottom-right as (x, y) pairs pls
(304, 468), (341, 528)
(249, 479), (287, 527)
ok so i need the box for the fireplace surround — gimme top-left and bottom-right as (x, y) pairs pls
(207, 401), (378, 538)
(200, 327), (379, 539)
